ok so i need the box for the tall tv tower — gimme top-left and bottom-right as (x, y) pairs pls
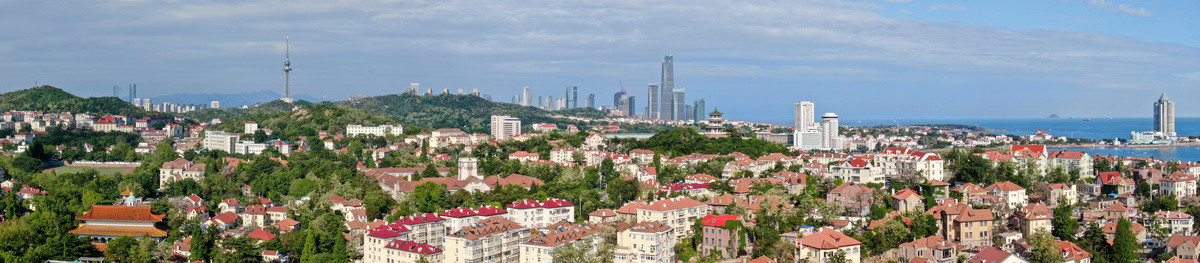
(281, 35), (294, 103)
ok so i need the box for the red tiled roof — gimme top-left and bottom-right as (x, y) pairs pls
(986, 181), (1025, 192)
(701, 214), (741, 227)
(798, 227), (861, 250)
(385, 239), (443, 254)
(968, 247), (1012, 263)
(641, 197), (706, 212)
(76, 205), (165, 222)
(892, 189), (922, 200)
(247, 228), (277, 241)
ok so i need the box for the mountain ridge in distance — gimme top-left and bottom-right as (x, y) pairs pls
(150, 90), (329, 108)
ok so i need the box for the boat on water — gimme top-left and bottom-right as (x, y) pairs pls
(1082, 118), (1091, 121)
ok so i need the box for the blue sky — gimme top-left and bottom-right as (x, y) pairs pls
(0, 0), (1197, 121)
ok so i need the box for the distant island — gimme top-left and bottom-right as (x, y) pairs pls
(1047, 114), (1061, 119)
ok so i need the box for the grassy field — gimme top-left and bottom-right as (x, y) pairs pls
(45, 167), (133, 175)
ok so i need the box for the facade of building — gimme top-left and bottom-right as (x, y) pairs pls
(505, 199), (575, 229)
(203, 130), (239, 153)
(660, 55), (675, 121)
(821, 113), (840, 150)
(490, 115), (522, 141)
(899, 235), (958, 263)
(699, 215), (747, 258)
(69, 205), (168, 242)
(615, 221), (675, 263)
(347, 124), (404, 137)
(647, 83), (659, 120)
(635, 197), (709, 239)
(797, 227), (863, 263)
(1160, 172), (1198, 198)
(1156, 93), (1176, 138)
(444, 216), (530, 263)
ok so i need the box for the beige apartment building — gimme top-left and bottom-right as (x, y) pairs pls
(636, 197), (709, 239)
(615, 221), (675, 263)
(444, 216), (530, 263)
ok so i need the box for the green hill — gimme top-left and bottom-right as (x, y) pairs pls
(335, 94), (608, 133)
(182, 100), (311, 122)
(209, 103), (423, 138)
(0, 86), (149, 116)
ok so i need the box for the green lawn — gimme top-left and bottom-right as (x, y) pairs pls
(47, 167), (132, 175)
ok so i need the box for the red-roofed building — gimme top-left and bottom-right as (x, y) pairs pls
(505, 199), (575, 228)
(899, 235), (958, 263)
(827, 182), (874, 216)
(246, 228), (277, 242)
(877, 147), (946, 182)
(1161, 172), (1198, 198)
(440, 205), (509, 233)
(69, 205), (168, 242)
(206, 212), (239, 229)
(394, 213), (447, 248)
(985, 181), (1028, 208)
(797, 227), (863, 263)
(363, 223), (413, 263)
(700, 215), (750, 258)
(1156, 211), (1195, 236)
(635, 197), (710, 238)
(1166, 235), (1200, 261)
(1056, 240), (1092, 263)
(891, 189), (925, 213)
(968, 246), (1023, 263)
(830, 156), (884, 184)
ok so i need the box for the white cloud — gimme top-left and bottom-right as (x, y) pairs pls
(927, 4), (966, 11)
(1081, 0), (1151, 17)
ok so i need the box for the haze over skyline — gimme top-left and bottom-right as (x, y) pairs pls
(1, 0), (1197, 120)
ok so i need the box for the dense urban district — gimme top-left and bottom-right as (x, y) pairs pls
(0, 85), (1196, 263)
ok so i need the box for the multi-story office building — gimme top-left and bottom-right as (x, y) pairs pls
(586, 94), (595, 108)
(660, 55), (675, 120)
(1155, 93), (1176, 138)
(203, 130), (239, 153)
(647, 83), (660, 120)
(672, 88), (685, 121)
(522, 87), (534, 107)
(490, 115), (521, 141)
(693, 98), (706, 122)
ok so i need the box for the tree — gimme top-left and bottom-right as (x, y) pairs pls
(910, 214), (940, 238)
(551, 241), (603, 263)
(105, 236), (139, 261)
(1110, 219), (1138, 263)
(409, 182), (447, 213)
(1052, 203), (1079, 241)
(828, 250), (848, 263)
(1077, 222), (1110, 263)
(301, 230), (316, 263)
(1028, 231), (1064, 263)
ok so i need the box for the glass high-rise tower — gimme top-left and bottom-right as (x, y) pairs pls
(661, 55), (675, 120)
(1155, 93), (1176, 137)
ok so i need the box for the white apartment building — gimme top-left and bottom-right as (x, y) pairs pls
(490, 115), (521, 141)
(1160, 172), (1198, 198)
(615, 221), (675, 263)
(444, 216), (530, 263)
(506, 199), (575, 229)
(1155, 211), (1195, 236)
(634, 197), (709, 239)
(202, 130), (239, 153)
(347, 124), (404, 137)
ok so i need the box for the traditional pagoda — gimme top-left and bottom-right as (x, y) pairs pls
(704, 109), (728, 137)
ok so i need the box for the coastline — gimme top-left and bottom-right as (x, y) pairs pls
(1047, 141), (1200, 149)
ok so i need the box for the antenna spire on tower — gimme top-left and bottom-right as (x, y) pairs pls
(281, 34), (294, 103)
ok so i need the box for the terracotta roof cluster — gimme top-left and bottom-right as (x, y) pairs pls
(385, 240), (443, 254)
(524, 222), (598, 248)
(1018, 203), (1053, 220)
(641, 197), (706, 212)
(508, 198), (573, 209)
(986, 181), (1025, 192)
(395, 213), (446, 225)
(708, 194), (790, 212)
(247, 228), (277, 241)
(901, 235), (957, 250)
(953, 183), (986, 194)
(664, 183), (710, 191)
(628, 221), (671, 233)
(450, 216), (524, 240)
(367, 223), (411, 238)
(1162, 172), (1197, 182)
(589, 209), (617, 217)
(1166, 235), (1200, 247)
(1057, 240), (1091, 261)
(892, 189), (922, 200)
(968, 246), (1013, 263)
(440, 206), (508, 218)
(1156, 211), (1193, 219)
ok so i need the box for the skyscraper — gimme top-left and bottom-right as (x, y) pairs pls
(521, 87), (534, 107)
(821, 113), (840, 150)
(1155, 94), (1176, 137)
(794, 101), (815, 132)
(684, 105), (695, 121)
(628, 96), (637, 116)
(661, 55), (675, 120)
(673, 88), (685, 121)
(281, 36), (293, 103)
(490, 115), (521, 141)
(613, 89), (627, 108)
(586, 94), (595, 108)
(693, 99), (706, 122)
(647, 83), (660, 120)
(569, 86), (578, 109)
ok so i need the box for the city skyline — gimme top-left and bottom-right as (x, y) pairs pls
(0, 1), (1198, 120)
